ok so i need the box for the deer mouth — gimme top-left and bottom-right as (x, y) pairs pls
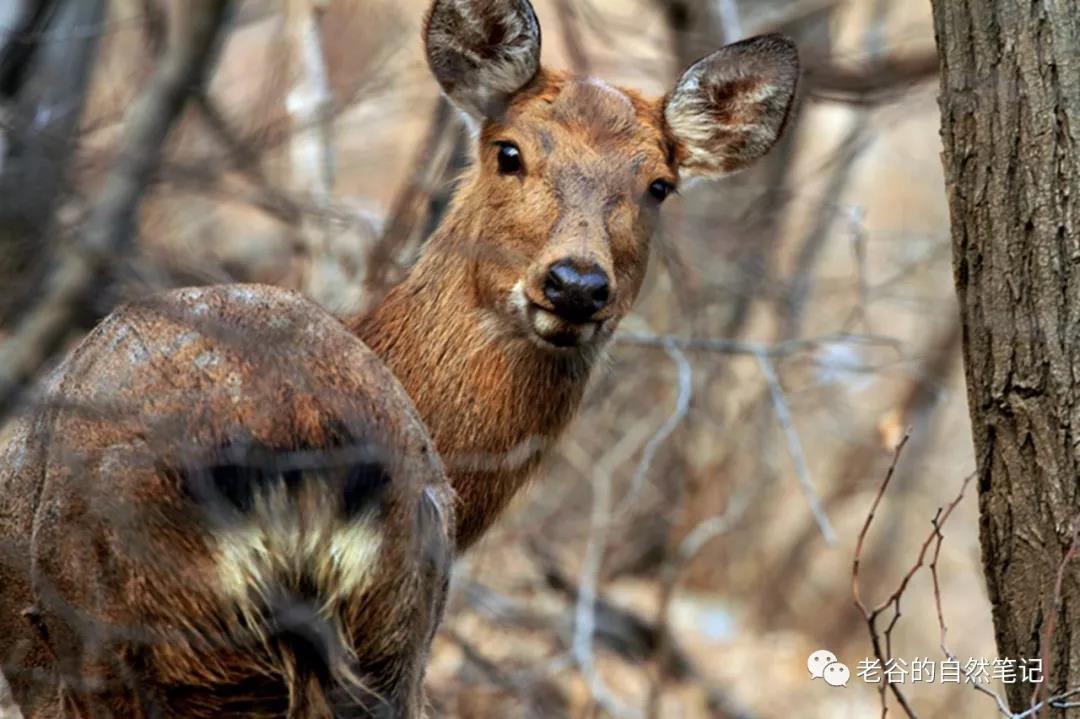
(525, 303), (599, 349)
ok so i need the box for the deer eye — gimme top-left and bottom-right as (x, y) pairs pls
(495, 142), (524, 175)
(648, 179), (675, 202)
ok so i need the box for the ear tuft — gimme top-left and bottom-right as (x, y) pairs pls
(424, 0), (542, 120)
(665, 34), (800, 177)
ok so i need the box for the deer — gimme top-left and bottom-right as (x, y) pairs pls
(0, 0), (799, 716)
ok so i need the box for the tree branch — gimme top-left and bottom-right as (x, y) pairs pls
(0, 1), (230, 425)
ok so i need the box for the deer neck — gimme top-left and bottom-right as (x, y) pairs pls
(348, 235), (595, 549)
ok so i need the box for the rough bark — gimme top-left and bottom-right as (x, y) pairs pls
(932, 1), (1080, 713)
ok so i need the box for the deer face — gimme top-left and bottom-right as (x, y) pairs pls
(425, 0), (799, 351)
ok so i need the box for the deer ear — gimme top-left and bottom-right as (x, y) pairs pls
(665, 35), (799, 177)
(424, 0), (542, 120)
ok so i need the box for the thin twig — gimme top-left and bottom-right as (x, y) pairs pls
(756, 349), (835, 546)
(853, 433), (916, 717)
(1032, 514), (1080, 713)
(616, 330), (902, 359)
(571, 422), (659, 719)
(621, 338), (692, 508)
(929, 505), (1015, 717)
(853, 434), (976, 718)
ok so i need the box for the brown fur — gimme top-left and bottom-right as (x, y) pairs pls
(2, 286), (451, 717)
(1, 0), (798, 715)
(353, 18), (798, 549)
(350, 69), (672, 547)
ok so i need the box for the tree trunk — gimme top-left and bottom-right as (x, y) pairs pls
(932, 1), (1080, 714)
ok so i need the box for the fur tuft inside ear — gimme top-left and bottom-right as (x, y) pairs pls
(424, 0), (542, 120)
(665, 34), (799, 177)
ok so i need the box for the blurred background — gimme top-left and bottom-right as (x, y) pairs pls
(0, 0), (997, 716)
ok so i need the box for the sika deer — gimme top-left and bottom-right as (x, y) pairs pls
(0, 0), (799, 716)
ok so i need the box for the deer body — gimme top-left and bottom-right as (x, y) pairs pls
(1, 285), (451, 718)
(0, 0), (798, 715)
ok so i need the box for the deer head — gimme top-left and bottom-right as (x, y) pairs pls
(355, 0), (801, 548)
(422, 0), (799, 352)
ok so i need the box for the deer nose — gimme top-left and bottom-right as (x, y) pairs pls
(543, 260), (611, 323)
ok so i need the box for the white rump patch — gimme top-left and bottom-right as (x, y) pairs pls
(214, 484), (384, 621)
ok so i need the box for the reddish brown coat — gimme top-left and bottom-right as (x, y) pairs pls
(0, 0), (799, 715)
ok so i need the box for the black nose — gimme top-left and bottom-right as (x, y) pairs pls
(543, 260), (611, 323)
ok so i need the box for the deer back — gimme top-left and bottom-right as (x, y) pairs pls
(1, 284), (451, 718)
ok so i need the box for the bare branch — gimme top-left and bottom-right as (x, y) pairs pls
(283, 0), (342, 305)
(647, 486), (752, 718)
(756, 349), (835, 546)
(0, 2), (230, 425)
(621, 338), (692, 509)
(363, 96), (463, 306)
(805, 50), (939, 106)
(713, 0), (741, 44)
(552, 0), (591, 74)
(0, 0), (106, 324)
(616, 330), (903, 359)
(1032, 515), (1080, 712)
(569, 419), (663, 719)
(853, 434), (975, 718)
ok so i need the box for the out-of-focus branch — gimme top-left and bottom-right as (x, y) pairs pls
(363, 96), (464, 308)
(777, 124), (869, 340)
(617, 330), (902, 361)
(138, 0), (167, 57)
(570, 424), (656, 719)
(756, 350), (835, 545)
(285, 0), (334, 198)
(761, 318), (961, 625)
(0, 663), (20, 719)
(0, 1), (60, 97)
(778, 0), (893, 341)
(529, 552), (693, 680)
(805, 50), (939, 106)
(553, 0), (591, 74)
(714, 0), (741, 43)
(194, 93), (303, 226)
(284, 0), (341, 306)
(0, 0), (105, 325)
(647, 487), (752, 719)
(653, 0), (729, 68)
(0, 2), (230, 425)
(619, 339), (692, 511)
(441, 627), (571, 715)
